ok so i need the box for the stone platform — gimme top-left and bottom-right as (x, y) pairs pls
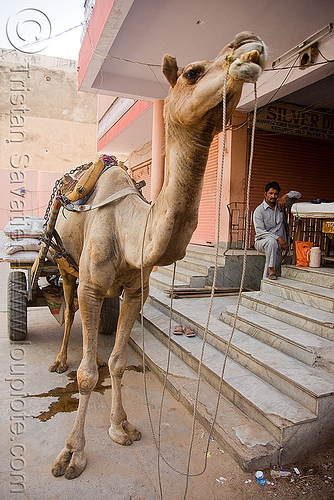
(130, 248), (334, 470)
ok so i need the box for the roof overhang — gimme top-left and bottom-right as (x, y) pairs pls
(79, 0), (334, 108)
(78, 0), (334, 154)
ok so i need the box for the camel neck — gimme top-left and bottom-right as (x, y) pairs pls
(143, 124), (214, 266)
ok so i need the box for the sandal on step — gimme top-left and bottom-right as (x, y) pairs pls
(268, 273), (277, 280)
(173, 325), (184, 335)
(184, 327), (195, 338)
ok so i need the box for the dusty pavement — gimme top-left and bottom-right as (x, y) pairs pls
(0, 252), (334, 499)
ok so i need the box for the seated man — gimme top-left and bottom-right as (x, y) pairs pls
(253, 181), (301, 279)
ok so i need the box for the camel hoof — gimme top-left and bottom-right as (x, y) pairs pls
(108, 425), (133, 446)
(124, 421), (141, 441)
(51, 448), (71, 477)
(96, 355), (107, 368)
(64, 451), (87, 479)
(108, 420), (141, 446)
(49, 360), (68, 373)
(52, 448), (86, 479)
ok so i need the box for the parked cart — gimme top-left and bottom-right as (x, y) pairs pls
(6, 160), (120, 341)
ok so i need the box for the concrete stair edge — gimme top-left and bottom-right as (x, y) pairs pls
(241, 291), (334, 341)
(220, 304), (334, 373)
(150, 271), (188, 291)
(129, 322), (282, 471)
(282, 265), (334, 289)
(140, 302), (318, 442)
(157, 265), (207, 288)
(261, 278), (334, 314)
(146, 293), (334, 413)
(175, 255), (214, 275)
(186, 247), (226, 266)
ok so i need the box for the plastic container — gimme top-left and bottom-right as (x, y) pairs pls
(307, 246), (321, 268)
(270, 469), (291, 479)
(255, 470), (267, 485)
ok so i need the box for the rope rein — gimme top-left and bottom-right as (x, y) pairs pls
(140, 78), (258, 499)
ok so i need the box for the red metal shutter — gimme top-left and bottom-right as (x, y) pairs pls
(250, 130), (334, 210)
(191, 134), (219, 246)
(249, 130), (334, 244)
(129, 159), (152, 202)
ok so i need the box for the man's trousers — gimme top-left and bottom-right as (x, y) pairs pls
(255, 236), (282, 278)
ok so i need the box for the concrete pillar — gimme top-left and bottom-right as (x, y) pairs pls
(150, 100), (165, 201)
(218, 111), (248, 246)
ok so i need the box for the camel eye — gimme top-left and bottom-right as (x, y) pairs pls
(184, 69), (198, 80)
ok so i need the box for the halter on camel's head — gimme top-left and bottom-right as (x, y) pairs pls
(162, 31), (267, 131)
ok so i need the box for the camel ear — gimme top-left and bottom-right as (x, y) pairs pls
(162, 54), (178, 87)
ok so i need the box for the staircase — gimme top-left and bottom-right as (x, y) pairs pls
(129, 249), (334, 471)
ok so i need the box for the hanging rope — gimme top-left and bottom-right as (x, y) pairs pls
(182, 65), (231, 499)
(140, 78), (259, 499)
(205, 83), (258, 452)
(182, 83), (258, 500)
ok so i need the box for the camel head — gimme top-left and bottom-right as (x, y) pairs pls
(162, 32), (267, 133)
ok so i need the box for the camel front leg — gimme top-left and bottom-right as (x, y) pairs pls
(108, 281), (149, 446)
(49, 269), (77, 373)
(52, 285), (103, 478)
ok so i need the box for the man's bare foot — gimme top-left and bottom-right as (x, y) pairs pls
(268, 267), (277, 280)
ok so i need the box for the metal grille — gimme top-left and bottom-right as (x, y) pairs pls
(226, 202), (328, 251)
(225, 202), (257, 250)
(226, 202), (247, 249)
(289, 216), (327, 249)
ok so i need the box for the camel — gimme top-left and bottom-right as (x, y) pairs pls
(51, 32), (267, 479)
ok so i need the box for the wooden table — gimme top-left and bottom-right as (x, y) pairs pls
(291, 203), (334, 265)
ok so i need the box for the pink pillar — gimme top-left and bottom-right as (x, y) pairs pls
(150, 100), (165, 201)
(218, 112), (248, 245)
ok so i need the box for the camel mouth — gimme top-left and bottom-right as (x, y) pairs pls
(228, 32), (267, 72)
(228, 41), (267, 82)
(240, 50), (260, 65)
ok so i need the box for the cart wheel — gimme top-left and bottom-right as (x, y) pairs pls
(99, 297), (119, 336)
(7, 271), (27, 341)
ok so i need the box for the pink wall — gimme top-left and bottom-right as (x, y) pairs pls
(78, 0), (115, 89)
(219, 112), (248, 244)
(0, 169), (61, 230)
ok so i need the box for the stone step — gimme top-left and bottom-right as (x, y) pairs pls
(186, 245), (226, 266)
(175, 255), (213, 275)
(220, 304), (334, 373)
(129, 321), (280, 471)
(261, 277), (334, 314)
(134, 302), (318, 451)
(146, 292), (334, 414)
(241, 291), (334, 341)
(282, 265), (334, 289)
(157, 264), (207, 288)
(149, 294), (334, 412)
(149, 270), (187, 292)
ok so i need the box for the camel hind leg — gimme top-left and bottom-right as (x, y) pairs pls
(49, 267), (107, 373)
(49, 268), (77, 373)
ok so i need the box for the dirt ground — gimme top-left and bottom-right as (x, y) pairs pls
(1, 258), (334, 499)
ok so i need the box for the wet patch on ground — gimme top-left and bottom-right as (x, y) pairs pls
(26, 366), (111, 421)
(26, 364), (145, 421)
